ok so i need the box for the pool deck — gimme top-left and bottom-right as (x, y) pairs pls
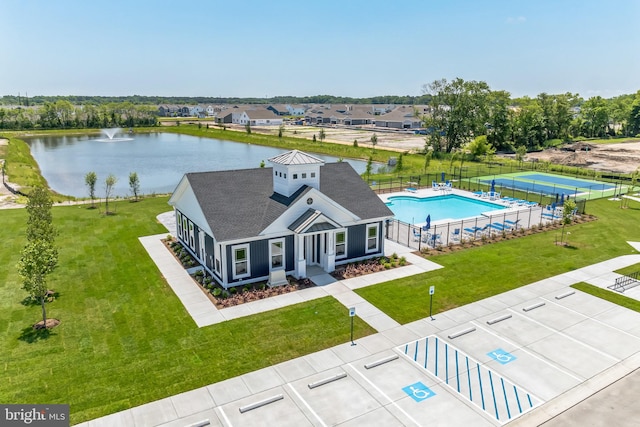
(381, 188), (557, 250)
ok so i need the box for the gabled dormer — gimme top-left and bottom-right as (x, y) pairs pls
(268, 150), (324, 197)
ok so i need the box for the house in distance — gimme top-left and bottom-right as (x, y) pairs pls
(168, 150), (393, 288)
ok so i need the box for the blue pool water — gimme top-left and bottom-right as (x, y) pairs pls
(385, 194), (506, 224)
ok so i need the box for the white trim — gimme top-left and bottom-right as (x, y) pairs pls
(232, 244), (251, 280)
(366, 223), (379, 254)
(269, 238), (285, 270)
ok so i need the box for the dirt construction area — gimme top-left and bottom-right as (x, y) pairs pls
(262, 125), (640, 174)
(516, 140), (640, 174)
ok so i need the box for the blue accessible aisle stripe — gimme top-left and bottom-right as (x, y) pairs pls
(398, 335), (542, 424)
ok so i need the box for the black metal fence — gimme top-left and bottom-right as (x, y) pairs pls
(370, 162), (632, 202)
(384, 198), (586, 251)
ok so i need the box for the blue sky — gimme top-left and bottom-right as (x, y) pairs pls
(1, 0), (638, 99)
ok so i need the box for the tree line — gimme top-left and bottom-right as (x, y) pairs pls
(0, 101), (158, 130)
(422, 78), (640, 153)
(1, 94), (434, 107)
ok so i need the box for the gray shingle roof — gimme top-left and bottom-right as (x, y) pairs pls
(184, 162), (393, 242)
(269, 150), (324, 165)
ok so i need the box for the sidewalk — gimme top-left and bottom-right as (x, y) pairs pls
(139, 235), (443, 332)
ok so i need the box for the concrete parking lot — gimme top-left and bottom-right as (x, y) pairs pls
(79, 251), (640, 426)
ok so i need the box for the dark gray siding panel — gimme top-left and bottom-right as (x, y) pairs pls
(250, 240), (270, 279)
(285, 235), (295, 270)
(347, 224), (366, 259)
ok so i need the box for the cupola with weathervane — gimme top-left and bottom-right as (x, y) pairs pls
(268, 150), (324, 197)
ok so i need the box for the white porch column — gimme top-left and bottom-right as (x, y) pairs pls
(326, 231), (335, 272)
(295, 234), (306, 279)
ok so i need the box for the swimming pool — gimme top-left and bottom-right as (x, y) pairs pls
(385, 194), (507, 224)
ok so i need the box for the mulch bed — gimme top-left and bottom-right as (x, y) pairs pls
(331, 257), (408, 280)
(202, 278), (315, 309)
(34, 318), (60, 329)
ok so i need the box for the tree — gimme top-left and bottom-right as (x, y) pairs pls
(515, 145), (527, 167)
(486, 90), (512, 150)
(85, 171), (97, 208)
(423, 146), (433, 173)
(422, 78), (491, 152)
(395, 154), (404, 173)
(581, 96), (610, 138)
(365, 156), (373, 182)
(465, 135), (495, 160)
(278, 124), (285, 138)
(559, 199), (577, 245)
(17, 186), (58, 328)
(129, 172), (140, 202)
(353, 139), (358, 147)
(370, 133), (378, 152)
(104, 174), (117, 214)
(629, 93), (640, 136)
(319, 128), (326, 142)
(245, 122), (251, 134)
(312, 134), (316, 142)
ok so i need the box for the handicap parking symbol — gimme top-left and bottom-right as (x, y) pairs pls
(402, 382), (435, 402)
(487, 348), (516, 365)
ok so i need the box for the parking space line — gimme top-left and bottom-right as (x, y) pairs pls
(488, 371), (499, 420)
(514, 385), (522, 413)
(399, 336), (540, 424)
(506, 308), (619, 362)
(477, 363), (485, 410)
(501, 378), (510, 419)
(286, 383), (327, 427)
(216, 407), (232, 427)
(471, 321), (583, 382)
(542, 296), (640, 340)
(347, 363), (421, 427)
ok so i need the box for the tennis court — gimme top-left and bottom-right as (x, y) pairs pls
(476, 172), (621, 199)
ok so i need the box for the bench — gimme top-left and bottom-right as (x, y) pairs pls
(267, 270), (288, 287)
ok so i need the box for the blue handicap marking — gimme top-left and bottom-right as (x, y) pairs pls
(402, 381), (436, 402)
(487, 348), (516, 365)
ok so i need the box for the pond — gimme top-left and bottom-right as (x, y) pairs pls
(25, 132), (374, 198)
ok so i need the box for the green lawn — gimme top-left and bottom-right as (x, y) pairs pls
(0, 198), (375, 424)
(356, 198), (640, 324)
(3, 127), (640, 425)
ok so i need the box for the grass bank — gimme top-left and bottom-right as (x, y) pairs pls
(0, 136), (52, 198)
(160, 125), (397, 164)
(0, 197), (375, 424)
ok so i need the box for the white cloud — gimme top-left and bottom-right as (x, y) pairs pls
(506, 16), (526, 24)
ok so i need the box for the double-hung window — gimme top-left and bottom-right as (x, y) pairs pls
(270, 239), (285, 269)
(233, 244), (250, 279)
(335, 231), (347, 259)
(176, 212), (183, 238)
(366, 224), (379, 253)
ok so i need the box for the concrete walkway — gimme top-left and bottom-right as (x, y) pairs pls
(139, 235), (442, 332)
